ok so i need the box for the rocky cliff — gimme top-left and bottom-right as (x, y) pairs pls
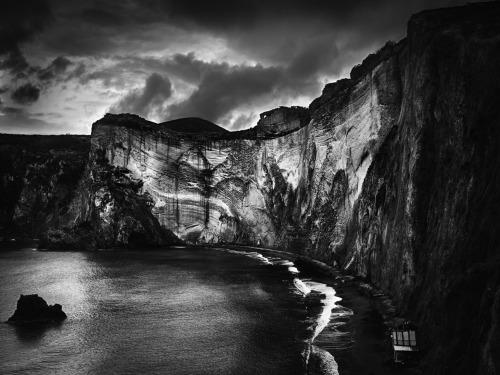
(39, 133), (181, 250)
(89, 50), (400, 250)
(0, 134), (90, 239)
(83, 3), (500, 374)
(0, 133), (179, 249)
(345, 5), (500, 374)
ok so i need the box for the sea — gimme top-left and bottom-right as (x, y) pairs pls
(0, 246), (399, 375)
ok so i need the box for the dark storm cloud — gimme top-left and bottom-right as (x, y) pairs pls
(65, 63), (86, 82)
(38, 56), (72, 81)
(80, 8), (127, 27)
(39, 0), (470, 59)
(0, 0), (52, 55)
(0, 0), (483, 134)
(110, 73), (172, 118)
(50, 56), (72, 72)
(159, 0), (465, 62)
(11, 83), (41, 104)
(163, 53), (217, 83)
(0, 52), (73, 91)
(0, 49), (30, 74)
(0, 106), (24, 115)
(163, 49), (333, 123)
(287, 39), (340, 80)
(46, 0), (473, 127)
(106, 52), (326, 123)
(168, 64), (284, 122)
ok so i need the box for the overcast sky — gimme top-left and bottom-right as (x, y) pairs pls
(0, 0), (484, 134)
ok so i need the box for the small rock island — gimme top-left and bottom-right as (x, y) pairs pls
(7, 294), (67, 325)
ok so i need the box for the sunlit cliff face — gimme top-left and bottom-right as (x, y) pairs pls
(91, 48), (399, 247)
(0, 0), (480, 135)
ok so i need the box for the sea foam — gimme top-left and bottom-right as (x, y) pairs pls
(215, 247), (343, 374)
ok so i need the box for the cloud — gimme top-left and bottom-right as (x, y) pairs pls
(49, 56), (72, 73)
(162, 50), (328, 126)
(167, 63), (284, 122)
(0, 0), (52, 55)
(11, 83), (41, 104)
(157, 0), (472, 65)
(110, 73), (172, 118)
(1, 0), (486, 134)
(0, 105), (52, 134)
(0, 48), (30, 75)
(229, 113), (258, 130)
(1, 106), (24, 115)
(287, 39), (340, 80)
(37, 56), (72, 81)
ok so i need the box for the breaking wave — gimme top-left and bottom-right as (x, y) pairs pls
(215, 247), (343, 375)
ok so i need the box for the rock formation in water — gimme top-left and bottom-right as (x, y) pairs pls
(1, 3), (499, 374)
(7, 294), (67, 324)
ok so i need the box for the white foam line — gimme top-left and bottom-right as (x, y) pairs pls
(293, 278), (311, 295)
(215, 249), (307, 294)
(216, 248), (272, 265)
(305, 281), (343, 342)
(215, 246), (343, 374)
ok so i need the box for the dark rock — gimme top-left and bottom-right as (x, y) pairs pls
(0, 134), (90, 239)
(256, 106), (310, 136)
(159, 117), (229, 134)
(38, 150), (183, 250)
(7, 294), (67, 324)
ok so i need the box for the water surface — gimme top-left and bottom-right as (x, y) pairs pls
(0, 247), (311, 375)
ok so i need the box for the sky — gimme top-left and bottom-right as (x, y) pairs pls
(0, 0), (485, 134)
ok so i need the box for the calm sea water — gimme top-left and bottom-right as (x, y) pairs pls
(0, 247), (330, 375)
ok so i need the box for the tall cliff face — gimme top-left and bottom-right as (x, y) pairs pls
(345, 6), (500, 374)
(91, 44), (401, 251)
(31, 3), (499, 374)
(83, 4), (500, 373)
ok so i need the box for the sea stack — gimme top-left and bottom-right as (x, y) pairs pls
(7, 294), (67, 324)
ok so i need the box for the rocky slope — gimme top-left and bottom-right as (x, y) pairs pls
(0, 133), (179, 249)
(40, 137), (181, 250)
(0, 134), (90, 239)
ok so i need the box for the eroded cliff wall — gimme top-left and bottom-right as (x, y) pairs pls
(90, 39), (401, 253)
(344, 6), (500, 374)
(34, 3), (500, 374)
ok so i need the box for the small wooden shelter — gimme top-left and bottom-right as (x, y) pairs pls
(391, 321), (419, 364)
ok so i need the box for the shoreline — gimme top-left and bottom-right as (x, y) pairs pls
(32, 240), (410, 329)
(24, 241), (417, 373)
(214, 244), (422, 374)
(210, 245), (342, 374)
